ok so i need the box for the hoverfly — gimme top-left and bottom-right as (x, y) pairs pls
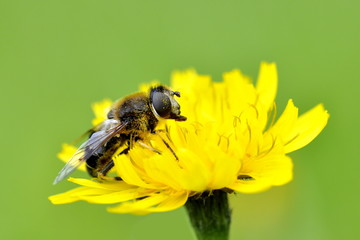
(53, 85), (186, 184)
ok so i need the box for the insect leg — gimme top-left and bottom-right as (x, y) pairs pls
(97, 147), (130, 181)
(137, 141), (161, 154)
(129, 133), (134, 149)
(155, 131), (179, 160)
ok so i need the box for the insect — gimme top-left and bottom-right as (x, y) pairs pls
(53, 85), (187, 184)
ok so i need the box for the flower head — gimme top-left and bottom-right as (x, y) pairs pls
(49, 63), (329, 214)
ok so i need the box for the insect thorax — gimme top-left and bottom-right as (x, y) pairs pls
(117, 94), (159, 133)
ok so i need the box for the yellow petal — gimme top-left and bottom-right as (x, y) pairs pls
(176, 149), (211, 191)
(256, 62), (278, 112)
(171, 69), (211, 95)
(68, 177), (134, 191)
(57, 144), (76, 163)
(171, 69), (213, 122)
(139, 81), (161, 93)
(284, 104), (329, 153)
(57, 144), (86, 172)
(114, 154), (154, 189)
(147, 191), (188, 212)
(142, 152), (184, 191)
(228, 154), (293, 193)
(107, 193), (168, 214)
(228, 180), (271, 193)
(48, 187), (112, 204)
(91, 99), (113, 126)
(78, 188), (148, 204)
(268, 99), (298, 138)
(208, 150), (240, 190)
(223, 69), (257, 114)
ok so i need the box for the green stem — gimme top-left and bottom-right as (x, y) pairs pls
(185, 190), (231, 240)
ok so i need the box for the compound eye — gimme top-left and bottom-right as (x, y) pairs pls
(151, 92), (172, 118)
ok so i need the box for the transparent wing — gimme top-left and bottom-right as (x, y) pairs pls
(69, 120), (109, 146)
(53, 120), (128, 185)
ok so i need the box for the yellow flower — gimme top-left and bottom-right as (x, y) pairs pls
(49, 62), (329, 215)
(91, 99), (113, 126)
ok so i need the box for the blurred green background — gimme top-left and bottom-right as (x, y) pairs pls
(1, 0), (359, 239)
